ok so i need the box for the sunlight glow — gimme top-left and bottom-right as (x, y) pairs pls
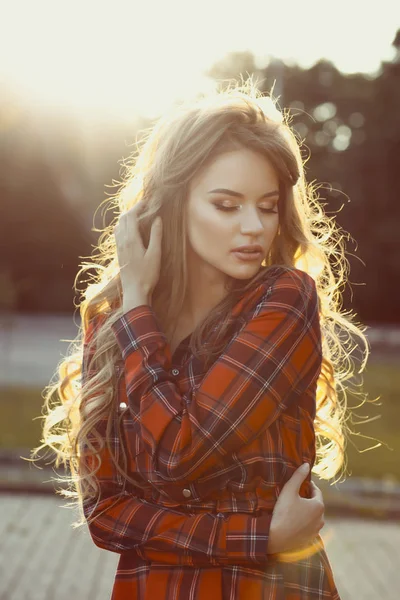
(0, 0), (398, 120)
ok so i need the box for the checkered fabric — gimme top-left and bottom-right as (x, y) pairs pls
(80, 266), (341, 599)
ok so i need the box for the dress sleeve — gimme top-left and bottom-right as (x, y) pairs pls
(110, 268), (323, 482)
(80, 315), (273, 566)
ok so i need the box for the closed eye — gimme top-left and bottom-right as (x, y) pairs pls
(214, 204), (278, 214)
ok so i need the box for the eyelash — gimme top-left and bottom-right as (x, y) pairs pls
(214, 204), (278, 214)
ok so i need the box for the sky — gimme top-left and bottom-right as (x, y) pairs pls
(1, 0), (399, 120)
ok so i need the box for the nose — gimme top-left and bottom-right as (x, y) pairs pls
(239, 206), (264, 234)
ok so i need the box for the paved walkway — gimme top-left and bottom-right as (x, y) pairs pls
(1, 493), (400, 600)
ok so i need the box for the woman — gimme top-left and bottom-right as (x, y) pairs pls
(33, 80), (369, 599)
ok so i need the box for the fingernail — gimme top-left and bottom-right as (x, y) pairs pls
(302, 463), (310, 473)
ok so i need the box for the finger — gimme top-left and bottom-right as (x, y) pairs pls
(282, 463), (310, 495)
(131, 200), (146, 217)
(310, 480), (320, 492)
(147, 218), (162, 256)
(125, 204), (144, 251)
(310, 483), (324, 504)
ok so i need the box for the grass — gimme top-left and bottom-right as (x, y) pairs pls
(343, 359), (400, 481)
(0, 386), (47, 452)
(0, 357), (399, 481)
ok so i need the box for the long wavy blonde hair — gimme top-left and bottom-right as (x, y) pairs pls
(31, 78), (371, 529)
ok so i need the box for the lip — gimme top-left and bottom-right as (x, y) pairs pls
(232, 250), (262, 262)
(231, 245), (264, 253)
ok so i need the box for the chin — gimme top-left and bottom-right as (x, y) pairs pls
(229, 268), (260, 280)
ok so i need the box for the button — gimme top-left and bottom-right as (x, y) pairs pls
(171, 368), (180, 376)
(182, 488), (192, 498)
(216, 513), (224, 518)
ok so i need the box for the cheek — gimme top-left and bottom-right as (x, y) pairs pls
(270, 217), (280, 237)
(188, 206), (230, 245)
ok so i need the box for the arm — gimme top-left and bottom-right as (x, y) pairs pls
(83, 484), (272, 565)
(80, 316), (273, 566)
(110, 268), (322, 482)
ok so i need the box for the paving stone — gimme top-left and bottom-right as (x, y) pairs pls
(1, 493), (400, 599)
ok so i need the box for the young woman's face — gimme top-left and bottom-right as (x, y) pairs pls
(186, 147), (280, 282)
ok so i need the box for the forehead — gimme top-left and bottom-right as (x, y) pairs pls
(190, 148), (279, 193)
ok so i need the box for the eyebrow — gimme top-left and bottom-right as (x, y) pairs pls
(207, 188), (280, 200)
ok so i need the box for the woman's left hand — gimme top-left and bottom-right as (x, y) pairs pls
(114, 201), (163, 299)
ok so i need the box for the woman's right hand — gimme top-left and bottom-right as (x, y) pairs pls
(268, 463), (325, 554)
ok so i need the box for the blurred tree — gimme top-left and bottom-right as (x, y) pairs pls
(208, 31), (400, 322)
(0, 269), (18, 313)
(1, 30), (399, 320)
(0, 120), (90, 312)
(207, 51), (257, 83)
(0, 100), (138, 313)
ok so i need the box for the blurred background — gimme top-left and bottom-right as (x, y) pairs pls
(1, 1), (400, 597)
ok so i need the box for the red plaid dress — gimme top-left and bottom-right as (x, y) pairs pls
(80, 266), (341, 599)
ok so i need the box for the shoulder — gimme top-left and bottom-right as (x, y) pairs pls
(235, 267), (318, 336)
(247, 267), (319, 329)
(239, 266), (318, 320)
(258, 266), (317, 300)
